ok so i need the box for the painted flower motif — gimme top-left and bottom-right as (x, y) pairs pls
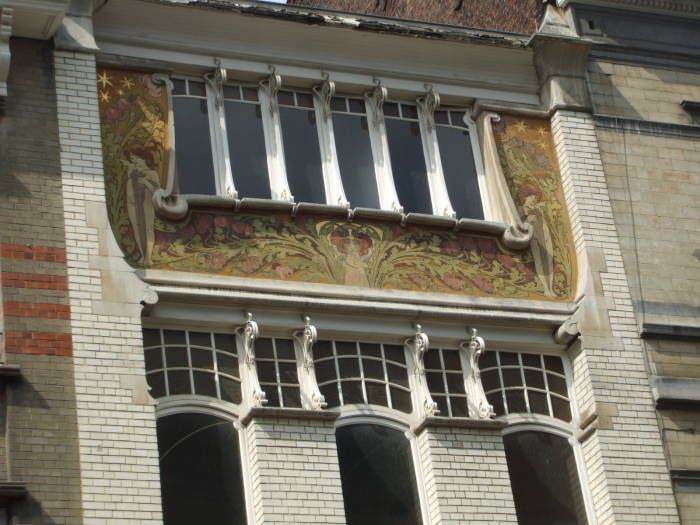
(138, 74), (163, 98)
(440, 239), (461, 256)
(214, 215), (229, 228)
(135, 98), (165, 144)
(206, 252), (231, 272)
(329, 229), (373, 256)
(240, 255), (262, 274)
(471, 276), (495, 294)
(441, 272), (463, 291)
(232, 223), (255, 238)
(408, 273), (431, 289)
(104, 98), (132, 124)
(273, 263), (295, 279)
(193, 215), (212, 235)
(496, 254), (517, 270)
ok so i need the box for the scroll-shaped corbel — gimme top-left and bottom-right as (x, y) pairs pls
(477, 112), (534, 250)
(292, 317), (327, 410)
(460, 328), (494, 419)
(235, 312), (267, 408)
(364, 82), (387, 130)
(151, 73), (189, 220)
(260, 70), (282, 117)
(406, 324), (439, 417)
(312, 74), (335, 121)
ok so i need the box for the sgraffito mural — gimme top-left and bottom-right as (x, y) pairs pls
(97, 68), (576, 301)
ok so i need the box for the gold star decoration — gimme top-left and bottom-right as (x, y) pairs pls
(117, 89), (124, 96)
(514, 120), (527, 132)
(97, 71), (112, 89)
(100, 91), (111, 103)
(120, 77), (134, 89)
(537, 139), (549, 150)
(537, 126), (548, 136)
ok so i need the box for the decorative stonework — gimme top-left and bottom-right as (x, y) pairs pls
(461, 328), (494, 419)
(292, 317), (327, 410)
(235, 312), (268, 408)
(406, 324), (440, 418)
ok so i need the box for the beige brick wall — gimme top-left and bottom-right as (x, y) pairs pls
(588, 61), (700, 124)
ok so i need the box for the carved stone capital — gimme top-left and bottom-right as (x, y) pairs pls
(406, 324), (439, 418)
(293, 316), (326, 410)
(364, 83), (387, 129)
(260, 71), (281, 116)
(235, 312), (267, 408)
(312, 76), (335, 121)
(461, 328), (494, 420)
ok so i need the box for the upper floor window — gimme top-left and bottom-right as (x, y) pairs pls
(169, 70), (487, 220)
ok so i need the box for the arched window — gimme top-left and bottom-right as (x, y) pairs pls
(335, 423), (423, 525)
(503, 430), (588, 525)
(157, 412), (247, 525)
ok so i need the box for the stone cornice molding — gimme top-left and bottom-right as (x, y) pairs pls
(594, 114), (700, 139)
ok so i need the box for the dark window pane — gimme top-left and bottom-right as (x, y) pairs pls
(256, 338), (274, 359)
(188, 81), (206, 97)
(275, 339), (296, 360)
(366, 382), (388, 407)
(173, 97), (216, 195)
(433, 395), (449, 416)
(242, 87), (258, 102)
(281, 386), (302, 408)
(278, 90), (295, 106)
(278, 361), (299, 384)
(342, 381), (364, 404)
(383, 345), (405, 365)
(524, 369), (545, 390)
(147, 371), (165, 399)
(450, 111), (466, 127)
(504, 431), (587, 525)
(223, 85), (240, 100)
(163, 330), (186, 345)
(442, 350), (462, 371)
(480, 351), (497, 369)
(487, 392), (505, 416)
(217, 352), (239, 378)
(390, 387), (412, 413)
(434, 110), (449, 125)
(191, 348), (213, 370)
(362, 358), (384, 380)
(214, 333), (236, 353)
(336, 341), (358, 357)
(445, 372), (465, 394)
(400, 104), (418, 120)
(265, 386), (280, 408)
(339, 358), (360, 379)
(481, 370), (501, 392)
(144, 348), (163, 371)
(426, 372), (445, 393)
(188, 332), (211, 348)
(157, 413), (247, 525)
(544, 355), (565, 375)
(171, 79), (186, 95)
(335, 424), (422, 525)
(321, 383), (340, 408)
(296, 92), (314, 108)
(506, 389), (527, 414)
(438, 126), (485, 219)
(522, 354), (541, 368)
(315, 360), (337, 383)
(167, 370), (191, 395)
(360, 343), (382, 358)
(220, 377), (242, 404)
(193, 371), (217, 398)
(385, 118), (431, 215)
(165, 347), (189, 368)
(499, 352), (518, 366)
(348, 98), (365, 114)
(225, 100), (271, 199)
(314, 340), (334, 360)
(386, 363), (408, 388)
(424, 349), (441, 370)
(450, 397), (469, 418)
(551, 396), (572, 422)
(143, 328), (161, 348)
(501, 368), (523, 387)
(257, 361), (277, 383)
(547, 374), (568, 397)
(280, 107), (325, 204)
(383, 102), (399, 117)
(528, 390), (549, 416)
(333, 113), (379, 209)
(331, 97), (347, 112)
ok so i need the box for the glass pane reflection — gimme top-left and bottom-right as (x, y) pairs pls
(280, 107), (325, 204)
(173, 97), (215, 195)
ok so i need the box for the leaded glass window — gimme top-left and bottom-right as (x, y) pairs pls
(424, 347), (469, 417)
(254, 337), (302, 408)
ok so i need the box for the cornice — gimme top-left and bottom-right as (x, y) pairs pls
(560, 0), (700, 18)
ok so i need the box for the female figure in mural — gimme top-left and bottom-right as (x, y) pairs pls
(522, 191), (555, 298)
(124, 144), (161, 266)
(330, 229), (373, 287)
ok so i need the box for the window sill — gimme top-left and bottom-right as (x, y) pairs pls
(413, 416), (506, 435)
(240, 406), (340, 426)
(153, 193), (534, 251)
(0, 481), (27, 505)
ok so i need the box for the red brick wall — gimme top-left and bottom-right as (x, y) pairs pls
(287, 0), (545, 34)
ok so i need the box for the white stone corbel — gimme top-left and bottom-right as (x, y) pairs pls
(259, 70), (293, 202)
(235, 312), (268, 408)
(0, 7), (13, 112)
(205, 61), (237, 199)
(406, 324), (439, 418)
(460, 328), (494, 419)
(292, 317), (327, 410)
(364, 81), (403, 213)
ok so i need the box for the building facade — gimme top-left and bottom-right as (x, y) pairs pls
(0, 0), (697, 524)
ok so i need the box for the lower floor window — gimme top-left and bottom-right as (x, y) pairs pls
(504, 430), (588, 525)
(335, 424), (423, 525)
(157, 412), (247, 525)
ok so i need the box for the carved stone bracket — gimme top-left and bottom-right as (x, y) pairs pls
(364, 82), (387, 130)
(460, 328), (494, 419)
(293, 317), (327, 410)
(260, 71), (282, 116)
(235, 312), (267, 408)
(406, 324), (439, 418)
(416, 86), (439, 133)
(554, 315), (580, 346)
(312, 75), (335, 121)
(0, 7), (13, 113)
(205, 60), (227, 110)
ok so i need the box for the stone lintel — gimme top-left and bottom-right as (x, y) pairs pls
(413, 416), (506, 435)
(240, 406), (340, 426)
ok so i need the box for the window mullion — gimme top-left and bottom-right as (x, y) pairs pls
(463, 113), (493, 220)
(364, 85), (402, 212)
(312, 79), (349, 207)
(204, 72), (235, 198)
(417, 90), (455, 218)
(258, 73), (294, 202)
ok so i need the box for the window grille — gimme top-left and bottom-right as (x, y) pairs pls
(480, 351), (571, 422)
(142, 328), (242, 404)
(254, 337), (302, 408)
(314, 340), (412, 413)
(424, 347), (469, 417)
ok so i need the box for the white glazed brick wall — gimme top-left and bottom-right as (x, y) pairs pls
(551, 110), (679, 524)
(53, 50), (163, 524)
(246, 416), (346, 524)
(417, 426), (517, 525)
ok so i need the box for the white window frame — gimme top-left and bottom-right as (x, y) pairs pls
(169, 66), (491, 220)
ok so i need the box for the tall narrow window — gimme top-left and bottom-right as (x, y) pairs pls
(384, 102), (431, 215)
(424, 347), (469, 417)
(171, 78), (216, 195)
(336, 424), (423, 525)
(331, 96), (379, 209)
(254, 337), (302, 408)
(223, 84), (271, 199)
(278, 90), (325, 204)
(504, 431), (588, 525)
(435, 109), (484, 219)
(158, 412), (247, 525)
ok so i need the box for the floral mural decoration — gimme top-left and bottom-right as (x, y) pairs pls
(97, 67), (576, 302)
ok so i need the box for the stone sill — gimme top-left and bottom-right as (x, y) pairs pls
(240, 406), (340, 426)
(413, 416), (506, 435)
